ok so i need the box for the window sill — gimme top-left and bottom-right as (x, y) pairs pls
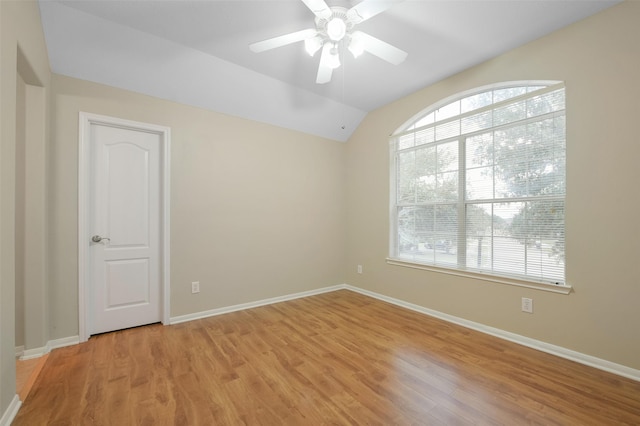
(385, 258), (572, 295)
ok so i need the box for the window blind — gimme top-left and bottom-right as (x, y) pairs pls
(391, 82), (566, 285)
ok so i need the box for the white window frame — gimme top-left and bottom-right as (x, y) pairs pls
(388, 81), (571, 294)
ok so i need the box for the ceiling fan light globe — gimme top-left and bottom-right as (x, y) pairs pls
(348, 34), (364, 58)
(327, 49), (341, 69)
(326, 18), (347, 41)
(305, 36), (323, 56)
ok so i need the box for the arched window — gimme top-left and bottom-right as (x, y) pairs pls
(389, 82), (566, 287)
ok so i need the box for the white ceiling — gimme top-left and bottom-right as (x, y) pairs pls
(38, 0), (619, 141)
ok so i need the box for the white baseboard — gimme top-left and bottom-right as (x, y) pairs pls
(49, 336), (80, 351)
(14, 345), (24, 358)
(20, 345), (49, 360)
(0, 395), (21, 426)
(18, 336), (80, 360)
(170, 285), (346, 324)
(344, 284), (640, 382)
(9, 282), (637, 400)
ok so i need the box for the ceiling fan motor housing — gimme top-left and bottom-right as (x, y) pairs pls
(316, 7), (352, 43)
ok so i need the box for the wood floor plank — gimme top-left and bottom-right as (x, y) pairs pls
(13, 290), (640, 425)
(16, 354), (49, 402)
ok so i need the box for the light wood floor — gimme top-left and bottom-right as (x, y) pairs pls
(16, 354), (49, 401)
(13, 290), (640, 425)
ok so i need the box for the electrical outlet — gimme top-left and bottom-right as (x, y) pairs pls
(191, 281), (200, 294)
(357, 265), (363, 274)
(521, 297), (533, 313)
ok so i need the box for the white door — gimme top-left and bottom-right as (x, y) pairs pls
(89, 123), (161, 335)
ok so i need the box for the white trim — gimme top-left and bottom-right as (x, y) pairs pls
(161, 127), (171, 325)
(386, 258), (572, 294)
(0, 395), (21, 426)
(49, 335), (80, 351)
(392, 80), (563, 137)
(18, 336), (80, 360)
(78, 113), (88, 341)
(14, 345), (24, 358)
(170, 285), (346, 324)
(9, 285), (639, 385)
(389, 81), (567, 288)
(78, 112), (171, 342)
(344, 285), (640, 382)
(20, 345), (48, 360)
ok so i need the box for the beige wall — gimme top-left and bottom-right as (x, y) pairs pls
(48, 75), (347, 336)
(1, 0), (51, 415)
(15, 74), (26, 350)
(346, 1), (640, 370)
(2, 2), (639, 420)
(13, 69), (48, 356)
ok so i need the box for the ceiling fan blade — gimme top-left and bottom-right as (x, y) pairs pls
(316, 64), (332, 84)
(347, 0), (403, 24)
(316, 43), (333, 84)
(353, 31), (407, 65)
(301, 0), (332, 20)
(249, 28), (317, 53)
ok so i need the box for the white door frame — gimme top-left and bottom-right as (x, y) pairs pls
(78, 112), (171, 342)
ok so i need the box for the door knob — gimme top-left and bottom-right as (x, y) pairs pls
(91, 235), (111, 243)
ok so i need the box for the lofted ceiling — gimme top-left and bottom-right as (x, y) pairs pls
(38, 0), (619, 141)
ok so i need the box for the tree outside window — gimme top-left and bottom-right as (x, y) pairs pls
(391, 82), (565, 284)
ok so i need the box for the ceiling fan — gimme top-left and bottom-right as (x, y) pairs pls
(249, 0), (407, 84)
